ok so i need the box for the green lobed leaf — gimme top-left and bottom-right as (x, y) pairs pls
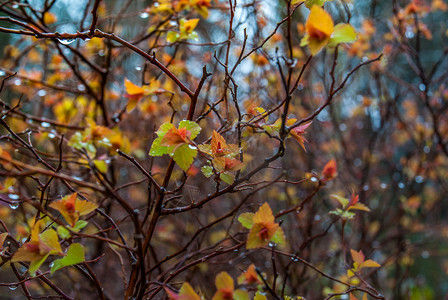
(219, 172), (235, 185)
(238, 213), (254, 229)
(201, 165), (213, 178)
(329, 23), (357, 47)
(172, 144), (197, 171)
(57, 226), (71, 239)
(50, 243), (85, 274)
(73, 220), (88, 231)
(271, 227), (285, 244)
(149, 137), (171, 156)
(179, 120), (201, 139)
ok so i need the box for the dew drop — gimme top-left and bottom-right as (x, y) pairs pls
(135, 66), (142, 71)
(188, 145), (197, 150)
(339, 123), (347, 131)
(98, 50), (105, 56)
(12, 4), (19, 9)
(8, 194), (19, 200)
(37, 89), (47, 97)
(380, 183), (387, 189)
(78, 84), (86, 91)
(9, 202), (19, 210)
(57, 38), (75, 45)
(0, 70), (5, 76)
(362, 184), (369, 191)
(398, 182), (405, 189)
(48, 133), (56, 139)
(41, 122), (50, 128)
(9, 285), (18, 290)
(169, 20), (177, 26)
(49, 261), (54, 267)
(139, 12), (149, 19)
(14, 79), (22, 86)
(423, 146), (430, 153)
(415, 176), (424, 183)
(310, 177), (318, 182)
(268, 242), (275, 247)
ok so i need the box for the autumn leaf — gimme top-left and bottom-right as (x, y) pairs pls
(300, 5), (334, 55)
(289, 122), (312, 151)
(239, 203), (285, 249)
(348, 249), (380, 277)
(50, 193), (98, 227)
(12, 225), (64, 276)
(212, 271), (234, 300)
(237, 264), (261, 285)
(322, 159), (337, 181)
(149, 121), (201, 171)
(0, 232), (8, 251)
(124, 78), (145, 111)
(165, 282), (201, 300)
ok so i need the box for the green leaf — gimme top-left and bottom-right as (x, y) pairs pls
(234, 289), (250, 300)
(29, 253), (50, 276)
(238, 213), (254, 229)
(329, 23), (357, 47)
(50, 243), (85, 274)
(57, 226), (71, 239)
(331, 194), (348, 207)
(179, 120), (201, 139)
(201, 165), (213, 178)
(271, 227), (285, 244)
(149, 137), (171, 156)
(156, 123), (175, 137)
(94, 160), (107, 173)
(166, 31), (179, 43)
(219, 172), (234, 184)
(73, 220), (88, 231)
(173, 144), (197, 171)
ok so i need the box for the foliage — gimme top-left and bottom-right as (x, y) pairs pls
(0, 0), (447, 299)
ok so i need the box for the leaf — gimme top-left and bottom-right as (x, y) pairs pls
(253, 203), (275, 224)
(270, 227), (285, 244)
(179, 282), (201, 300)
(57, 226), (71, 239)
(173, 144), (197, 171)
(304, 0), (328, 8)
(149, 137), (172, 156)
(238, 213), (254, 229)
(322, 159), (337, 181)
(215, 271), (234, 291)
(0, 232), (8, 250)
(73, 220), (88, 231)
(219, 172), (235, 184)
(233, 289), (250, 300)
(254, 291), (268, 300)
(350, 249), (365, 265)
(331, 194), (349, 207)
(361, 259), (381, 268)
(179, 120), (201, 139)
(50, 243), (85, 274)
(329, 23), (357, 47)
(201, 165), (214, 178)
(301, 5), (334, 55)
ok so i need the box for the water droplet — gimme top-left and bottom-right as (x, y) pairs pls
(9, 202), (19, 209)
(297, 83), (304, 90)
(310, 177), (318, 182)
(362, 56), (369, 62)
(41, 122), (50, 128)
(169, 153), (174, 157)
(296, 209), (300, 214)
(154, 2), (160, 7)
(419, 83), (426, 91)
(14, 79), (21, 86)
(415, 176), (424, 183)
(58, 38), (75, 45)
(362, 184), (369, 191)
(188, 145), (197, 150)
(405, 26), (414, 39)
(9, 285), (18, 290)
(78, 84), (86, 91)
(421, 250), (430, 259)
(354, 158), (362, 167)
(169, 20), (177, 26)
(135, 66), (142, 71)
(37, 89), (47, 97)
(380, 183), (387, 189)
(268, 242), (275, 247)
(0, 70), (5, 76)
(8, 194), (19, 200)
(12, 4), (19, 9)
(339, 123), (347, 131)
(139, 12), (149, 19)
(98, 50), (105, 56)
(291, 256), (299, 262)
(423, 146), (430, 153)
(48, 133), (56, 139)
(398, 182), (405, 189)
(233, 249), (238, 252)
(49, 262), (54, 267)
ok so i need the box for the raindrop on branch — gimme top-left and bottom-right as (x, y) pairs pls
(57, 39), (76, 45)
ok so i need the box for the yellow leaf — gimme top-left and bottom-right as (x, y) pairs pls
(215, 271), (234, 290)
(301, 5), (334, 55)
(179, 282), (201, 300)
(253, 202), (275, 224)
